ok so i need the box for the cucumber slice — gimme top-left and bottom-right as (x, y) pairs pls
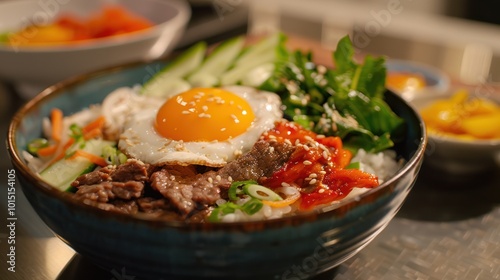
(220, 33), (285, 86)
(187, 36), (245, 87)
(141, 41), (207, 98)
(39, 139), (115, 192)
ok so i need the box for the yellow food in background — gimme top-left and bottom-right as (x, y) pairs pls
(420, 90), (500, 140)
(386, 72), (426, 92)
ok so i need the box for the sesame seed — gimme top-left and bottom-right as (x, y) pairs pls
(169, 175), (175, 180)
(303, 145), (310, 151)
(188, 108), (195, 112)
(228, 176), (233, 182)
(323, 151), (329, 160)
(309, 173), (317, 178)
(316, 134), (326, 139)
(268, 135), (277, 139)
(295, 139), (301, 145)
(216, 175), (222, 181)
(319, 170), (327, 174)
(269, 146), (275, 153)
(309, 179), (317, 185)
(202, 105), (208, 112)
(303, 160), (312, 165)
(198, 113), (211, 118)
(281, 182), (291, 188)
(284, 139), (292, 145)
(208, 177), (213, 183)
(305, 136), (314, 142)
(230, 114), (240, 123)
(220, 127), (227, 131)
(182, 110), (190, 115)
(318, 188), (325, 193)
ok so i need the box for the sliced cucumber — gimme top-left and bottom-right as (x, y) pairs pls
(39, 139), (115, 192)
(141, 41), (207, 98)
(187, 36), (245, 87)
(219, 33), (285, 86)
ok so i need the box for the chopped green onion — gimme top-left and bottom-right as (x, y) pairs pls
(69, 124), (83, 140)
(27, 138), (49, 155)
(241, 198), (263, 215)
(228, 180), (257, 201)
(102, 145), (128, 165)
(243, 184), (283, 201)
(208, 202), (240, 222)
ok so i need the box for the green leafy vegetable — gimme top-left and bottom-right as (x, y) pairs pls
(259, 34), (404, 152)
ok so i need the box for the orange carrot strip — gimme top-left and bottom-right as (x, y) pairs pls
(262, 191), (300, 208)
(68, 150), (107, 167)
(83, 127), (102, 140)
(47, 138), (76, 165)
(37, 144), (58, 157)
(82, 116), (106, 134)
(51, 108), (64, 142)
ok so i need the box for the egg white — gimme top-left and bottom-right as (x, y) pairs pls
(117, 86), (283, 167)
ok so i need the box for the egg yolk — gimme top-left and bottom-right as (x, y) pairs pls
(155, 88), (256, 142)
(386, 72), (426, 92)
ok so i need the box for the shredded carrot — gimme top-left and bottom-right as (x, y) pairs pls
(83, 127), (102, 140)
(68, 150), (108, 167)
(82, 116), (106, 134)
(37, 144), (58, 157)
(51, 108), (63, 143)
(47, 137), (76, 166)
(262, 191), (301, 208)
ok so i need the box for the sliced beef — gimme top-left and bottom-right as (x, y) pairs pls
(74, 181), (144, 202)
(150, 166), (225, 215)
(218, 140), (295, 182)
(150, 169), (195, 214)
(82, 200), (138, 215)
(71, 165), (115, 187)
(71, 159), (152, 188)
(111, 159), (150, 182)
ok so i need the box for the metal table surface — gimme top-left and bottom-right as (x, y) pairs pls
(1, 83), (499, 280)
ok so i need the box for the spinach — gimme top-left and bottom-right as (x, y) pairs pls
(259, 34), (404, 153)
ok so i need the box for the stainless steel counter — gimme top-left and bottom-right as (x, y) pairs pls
(1, 83), (499, 280)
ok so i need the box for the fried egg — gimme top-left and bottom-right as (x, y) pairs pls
(118, 85), (282, 167)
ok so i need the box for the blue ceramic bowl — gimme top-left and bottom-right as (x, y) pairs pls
(7, 59), (426, 279)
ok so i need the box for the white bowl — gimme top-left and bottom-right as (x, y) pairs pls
(411, 90), (500, 175)
(0, 0), (190, 98)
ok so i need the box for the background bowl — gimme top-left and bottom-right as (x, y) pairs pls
(7, 59), (426, 279)
(411, 89), (500, 176)
(0, 0), (190, 98)
(386, 59), (450, 102)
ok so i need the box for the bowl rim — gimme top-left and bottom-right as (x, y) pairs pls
(0, 0), (191, 53)
(7, 57), (428, 231)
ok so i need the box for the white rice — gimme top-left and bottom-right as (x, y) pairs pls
(351, 149), (401, 184)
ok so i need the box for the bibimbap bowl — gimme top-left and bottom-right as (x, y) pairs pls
(7, 36), (426, 279)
